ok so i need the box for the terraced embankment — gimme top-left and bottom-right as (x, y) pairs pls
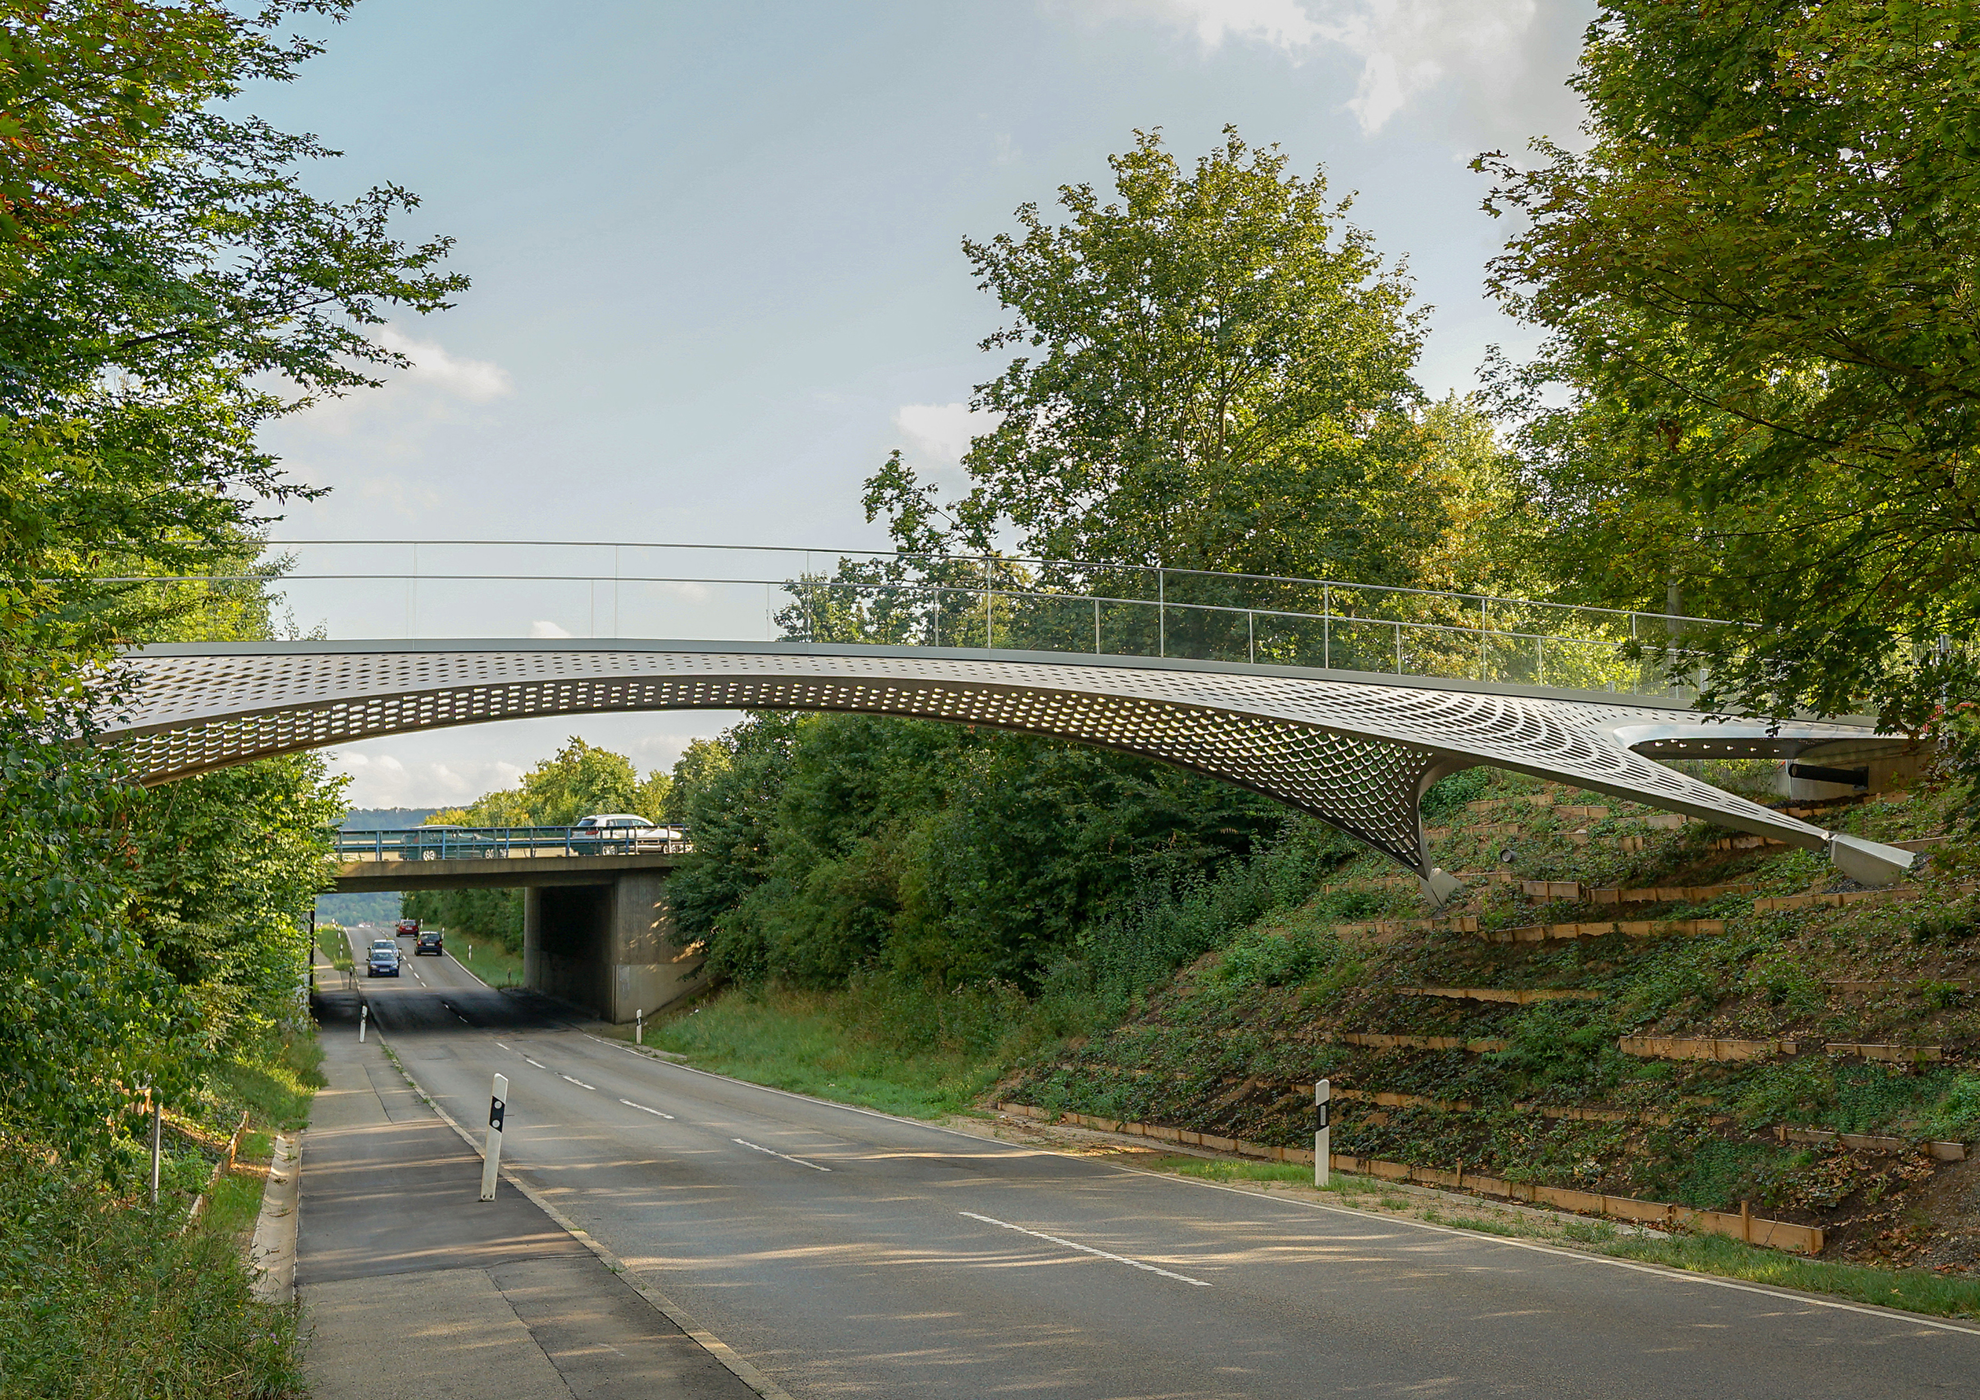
(1002, 769), (1980, 1272)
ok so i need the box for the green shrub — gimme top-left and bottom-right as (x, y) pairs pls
(0, 1140), (305, 1398)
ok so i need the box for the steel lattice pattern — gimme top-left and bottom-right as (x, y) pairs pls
(103, 642), (1875, 876)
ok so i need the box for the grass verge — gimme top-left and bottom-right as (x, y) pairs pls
(0, 1021), (324, 1398)
(647, 986), (1010, 1119)
(449, 935), (524, 989)
(0, 1150), (307, 1398)
(1134, 1153), (1314, 1185)
(1600, 1233), (1980, 1321)
(315, 922), (352, 972)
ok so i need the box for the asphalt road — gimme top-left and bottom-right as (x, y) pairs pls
(340, 927), (1980, 1398)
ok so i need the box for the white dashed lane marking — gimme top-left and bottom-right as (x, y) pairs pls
(735, 1138), (831, 1172)
(560, 1073), (597, 1091)
(620, 1099), (676, 1119)
(959, 1211), (1210, 1287)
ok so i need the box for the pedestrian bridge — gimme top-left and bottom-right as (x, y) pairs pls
(112, 637), (1916, 892)
(99, 543), (1925, 1020)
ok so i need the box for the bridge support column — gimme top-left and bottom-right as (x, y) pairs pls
(523, 887), (543, 988)
(604, 871), (706, 1023)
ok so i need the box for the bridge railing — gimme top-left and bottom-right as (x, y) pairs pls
(100, 540), (1742, 697)
(334, 826), (691, 861)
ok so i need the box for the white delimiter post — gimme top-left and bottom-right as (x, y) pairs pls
(636, 1008), (643, 1046)
(480, 1073), (508, 1202)
(358, 1003), (368, 1043)
(150, 1094), (163, 1206)
(1314, 1079), (1331, 1189)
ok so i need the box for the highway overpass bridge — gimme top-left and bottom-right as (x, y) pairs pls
(333, 844), (700, 1021)
(97, 544), (1926, 1021)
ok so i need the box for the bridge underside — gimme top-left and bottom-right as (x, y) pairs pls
(112, 640), (1922, 895)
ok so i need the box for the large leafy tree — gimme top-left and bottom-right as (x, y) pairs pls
(669, 712), (1283, 989)
(1, 0), (465, 712)
(1479, 1), (1980, 725)
(867, 127), (1455, 593)
(0, 0), (463, 1153)
(431, 737), (672, 828)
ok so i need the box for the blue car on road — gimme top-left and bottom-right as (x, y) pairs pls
(367, 945), (401, 977)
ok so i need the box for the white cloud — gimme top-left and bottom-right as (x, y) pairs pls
(266, 323), (515, 468)
(893, 401), (999, 476)
(1134, 0), (1323, 50)
(375, 325), (514, 403)
(1088, 0), (1561, 136)
(1319, 0), (1542, 135)
(328, 751), (526, 808)
(529, 619), (574, 638)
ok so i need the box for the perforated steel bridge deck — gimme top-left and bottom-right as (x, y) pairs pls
(103, 640), (1920, 890)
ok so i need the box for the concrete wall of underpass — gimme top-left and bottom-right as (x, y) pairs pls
(522, 871), (707, 1022)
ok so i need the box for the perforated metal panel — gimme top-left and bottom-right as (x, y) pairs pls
(103, 640), (1905, 880)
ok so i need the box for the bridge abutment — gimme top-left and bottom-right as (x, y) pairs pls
(523, 873), (706, 1023)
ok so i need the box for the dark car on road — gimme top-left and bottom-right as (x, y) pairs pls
(367, 945), (401, 977)
(414, 929), (443, 956)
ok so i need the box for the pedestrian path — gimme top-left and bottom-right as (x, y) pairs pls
(300, 982), (759, 1399)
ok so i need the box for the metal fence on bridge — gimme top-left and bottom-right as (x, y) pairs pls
(85, 539), (1746, 697)
(334, 826), (691, 861)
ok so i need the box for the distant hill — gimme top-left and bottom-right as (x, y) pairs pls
(315, 891), (403, 926)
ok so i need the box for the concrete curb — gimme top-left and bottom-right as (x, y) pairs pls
(375, 1035), (796, 1400)
(249, 1131), (301, 1304)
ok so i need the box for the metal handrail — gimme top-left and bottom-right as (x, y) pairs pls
(64, 536), (1749, 629)
(82, 539), (1741, 696)
(334, 825), (691, 860)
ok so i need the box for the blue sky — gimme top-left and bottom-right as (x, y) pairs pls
(257, 0), (1596, 809)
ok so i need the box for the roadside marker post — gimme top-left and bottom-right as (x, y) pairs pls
(149, 1091), (162, 1207)
(1314, 1080), (1331, 1189)
(481, 1073), (508, 1202)
(359, 1003), (368, 1043)
(636, 1008), (644, 1046)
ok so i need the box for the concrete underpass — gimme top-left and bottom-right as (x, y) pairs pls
(333, 851), (705, 1021)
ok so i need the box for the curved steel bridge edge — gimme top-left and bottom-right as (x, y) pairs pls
(100, 639), (1924, 894)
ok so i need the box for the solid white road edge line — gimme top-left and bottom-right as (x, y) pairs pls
(445, 948), (494, 990)
(620, 1099), (676, 1119)
(575, 1030), (1980, 1338)
(371, 1028), (798, 1400)
(960, 1210), (1210, 1287)
(1087, 1159), (1980, 1338)
(734, 1137), (831, 1172)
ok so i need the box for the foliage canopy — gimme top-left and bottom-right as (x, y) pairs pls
(1479, 0), (1980, 726)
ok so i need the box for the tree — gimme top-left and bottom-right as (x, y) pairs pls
(123, 752), (344, 1044)
(0, 0), (461, 1154)
(633, 767), (672, 824)
(0, 0), (465, 714)
(668, 712), (1284, 989)
(665, 737), (732, 824)
(433, 738), (669, 828)
(866, 127), (1450, 593)
(1478, 1), (1980, 724)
